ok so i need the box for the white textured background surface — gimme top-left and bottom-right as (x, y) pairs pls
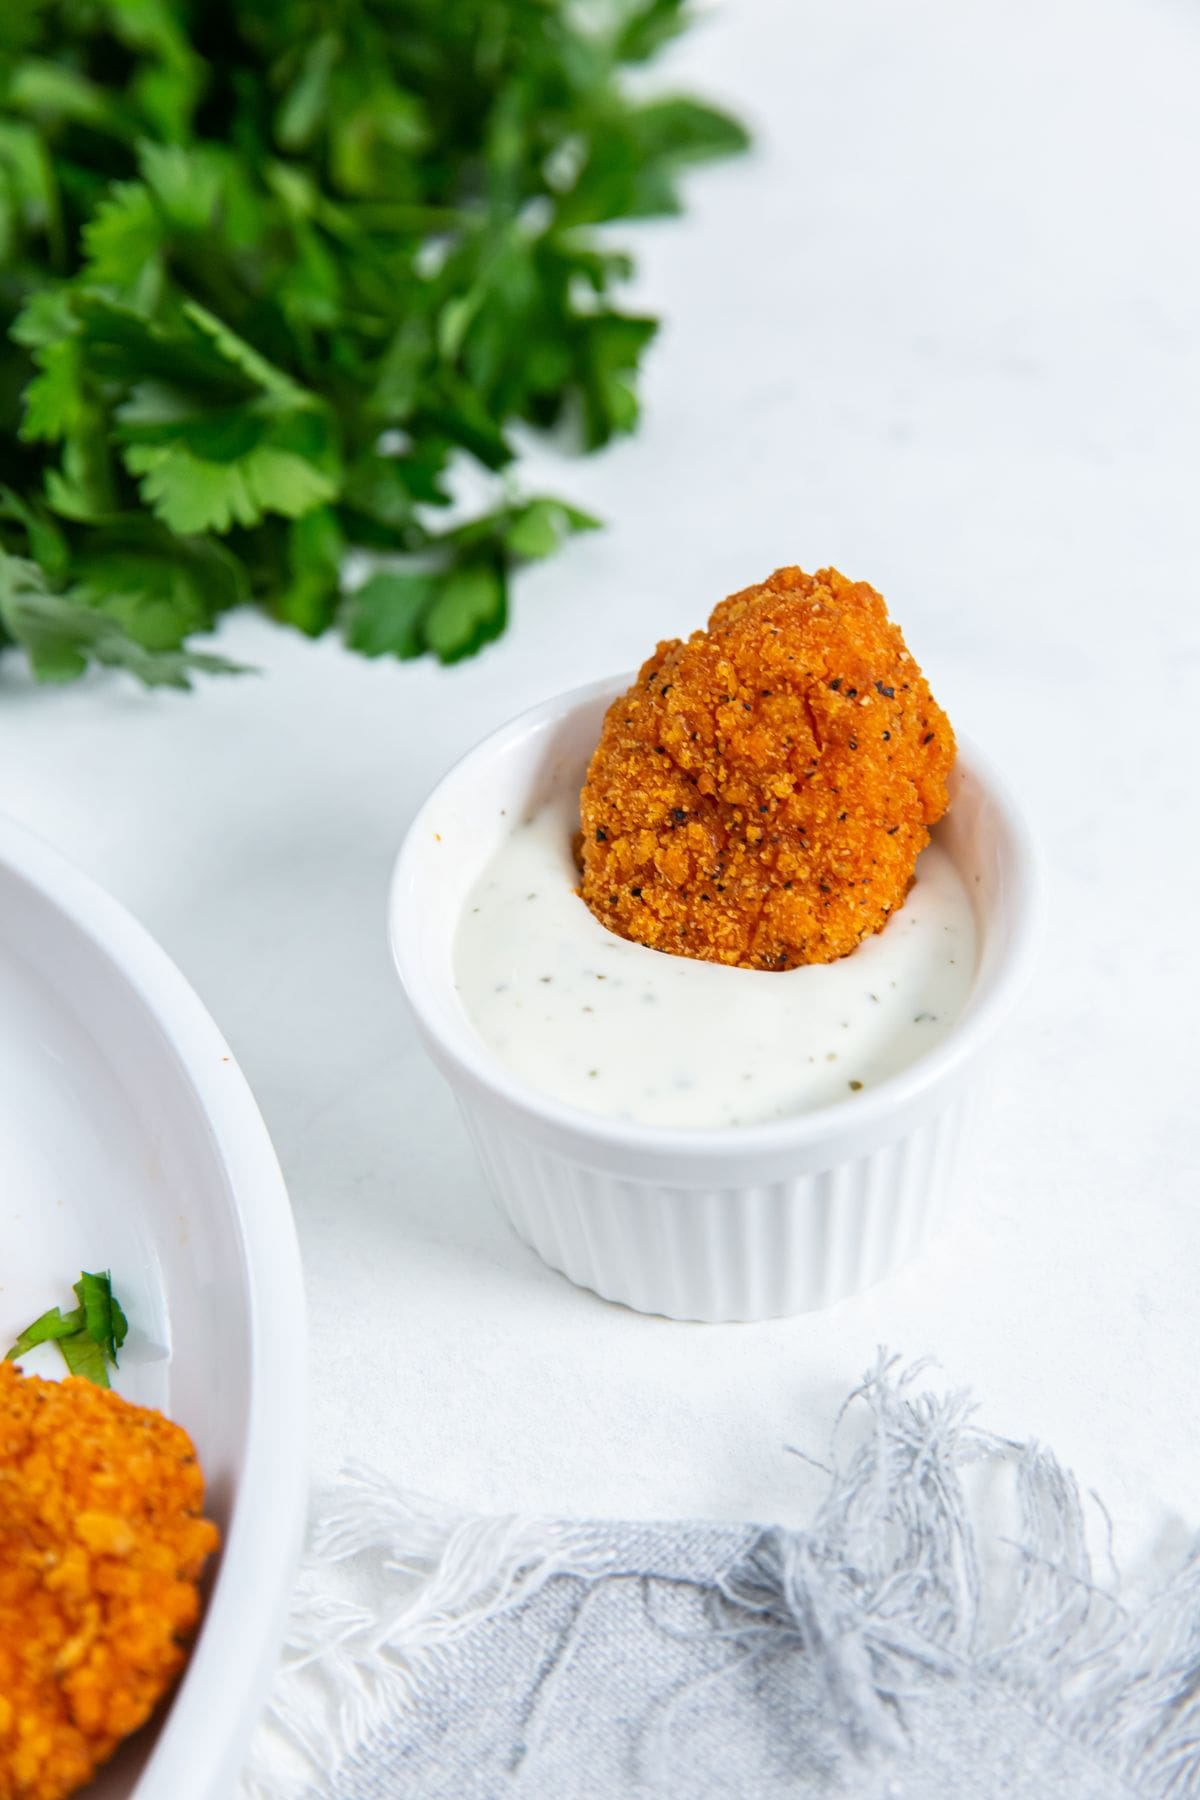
(3, 0), (1199, 1569)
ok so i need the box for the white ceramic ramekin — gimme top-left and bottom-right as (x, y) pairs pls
(388, 676), (1041, 1322)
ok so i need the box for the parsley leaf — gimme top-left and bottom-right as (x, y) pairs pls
(0, 551), (242, 686)
(5, 1270), (129, 1389)
(0, 0), (747, 686)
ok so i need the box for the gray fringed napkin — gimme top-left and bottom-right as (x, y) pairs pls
(243, 1356), (1200, 1799)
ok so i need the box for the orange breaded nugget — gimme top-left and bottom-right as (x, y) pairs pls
(0, 1362), (219, 1800)
(578, 566), (955, 969)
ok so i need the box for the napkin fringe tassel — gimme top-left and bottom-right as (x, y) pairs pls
(241, 1478), (616, 1797)
(699, 1351), (1200, 1796)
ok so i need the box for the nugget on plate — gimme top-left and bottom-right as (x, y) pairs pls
(578, 565), (955, 969)
(0, 1362), (219, 1800)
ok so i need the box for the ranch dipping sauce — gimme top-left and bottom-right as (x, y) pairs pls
(453, 790), (978, 1130)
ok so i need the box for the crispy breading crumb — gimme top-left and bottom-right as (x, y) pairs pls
(0, 1362), (219, 1800)
(579, 566), (956, 969)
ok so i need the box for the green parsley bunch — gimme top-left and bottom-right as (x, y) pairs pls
(0, 0), (746, 687)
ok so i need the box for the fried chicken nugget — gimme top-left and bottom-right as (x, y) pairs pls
(0, 1362), (219, 1800)
(578, 566), (955, 969)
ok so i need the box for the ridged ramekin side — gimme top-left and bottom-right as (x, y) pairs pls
(458, 1094), (973, 1322)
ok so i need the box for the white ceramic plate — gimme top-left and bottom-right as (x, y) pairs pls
(0, 814), (306, 1799)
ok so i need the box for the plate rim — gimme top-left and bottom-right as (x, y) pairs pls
(0, 811), (306, 1799)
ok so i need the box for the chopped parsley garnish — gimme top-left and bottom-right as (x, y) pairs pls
(5, 1272), (129, 1389)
